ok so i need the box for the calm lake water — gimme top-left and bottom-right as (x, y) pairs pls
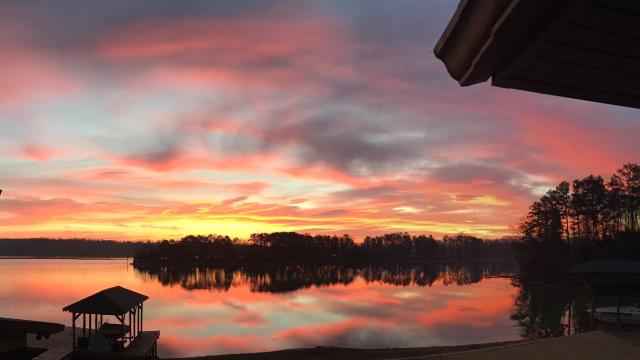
(0, 259), (586, 358)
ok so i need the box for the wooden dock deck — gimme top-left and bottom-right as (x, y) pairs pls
(33, 347), (73, 360)
(28, 327), (73, 360)
(121, 331), (160, 359)
(27, 327), (160, 360)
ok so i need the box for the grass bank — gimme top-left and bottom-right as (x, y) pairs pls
(166, 340), (526, 360)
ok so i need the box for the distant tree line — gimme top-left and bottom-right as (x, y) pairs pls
(515, 163), (640, 280)
(134, 232), (514, 264)
(0, 238), (153, 258)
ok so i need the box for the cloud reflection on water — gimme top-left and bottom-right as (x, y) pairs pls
(0, 259), (519, 357)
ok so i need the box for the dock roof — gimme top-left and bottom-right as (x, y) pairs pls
(567, 260), (640, 275)
(62, 286), (148, 315)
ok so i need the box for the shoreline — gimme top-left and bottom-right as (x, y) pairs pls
(164, 340), (527, 360)
(0, 256), (131, 260)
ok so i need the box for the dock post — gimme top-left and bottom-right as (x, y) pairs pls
(616, 296), (621, 329)
(72, 312), (76, 349)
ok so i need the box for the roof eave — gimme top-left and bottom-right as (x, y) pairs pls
(434, 0), (515, 86)
(434, 0), (572, 86)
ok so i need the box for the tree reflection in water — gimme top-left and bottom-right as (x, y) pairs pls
(510, 280), (594, 339)
(135, 261), (597, 339)
(134, 261), (516, 293)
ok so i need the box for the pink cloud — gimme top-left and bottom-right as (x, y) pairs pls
(95, 15), (354, 97)
(159, 333), (268, 356)
(0, 31), (79, 106)
(273, 317), (378, 343)
(20, 145), (62, 162)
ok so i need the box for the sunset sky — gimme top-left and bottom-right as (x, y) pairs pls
(1, 0), (639, 241)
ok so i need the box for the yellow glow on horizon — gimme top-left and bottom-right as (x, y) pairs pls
(0, 210), (513, 241)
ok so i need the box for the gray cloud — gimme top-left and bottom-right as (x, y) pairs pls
(430, 163), (514, 185)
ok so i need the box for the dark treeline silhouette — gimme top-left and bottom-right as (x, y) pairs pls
(515, 163), (640, 280)
(134, 261), (516, 293)
(133, 232), (514, 264)
(0, 238), (154, 258)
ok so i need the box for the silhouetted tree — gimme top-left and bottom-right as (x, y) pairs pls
(514, 163), (640, 280)
(135, 231), (513, 264)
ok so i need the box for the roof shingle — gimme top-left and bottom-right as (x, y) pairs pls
(62, 286), (148, 315)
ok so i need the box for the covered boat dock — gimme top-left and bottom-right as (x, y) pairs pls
(62, 286), (159, 359)
(567, 260), (640, 327)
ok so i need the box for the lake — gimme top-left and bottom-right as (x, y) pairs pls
(0, 259), (587, 358)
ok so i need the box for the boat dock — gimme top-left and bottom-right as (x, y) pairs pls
(17, 286), (161, 360)
(28, 327), (159, 360)
(60, 286), (160, 359)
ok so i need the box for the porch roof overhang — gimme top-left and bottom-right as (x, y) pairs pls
(434, 0), (640, 109)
